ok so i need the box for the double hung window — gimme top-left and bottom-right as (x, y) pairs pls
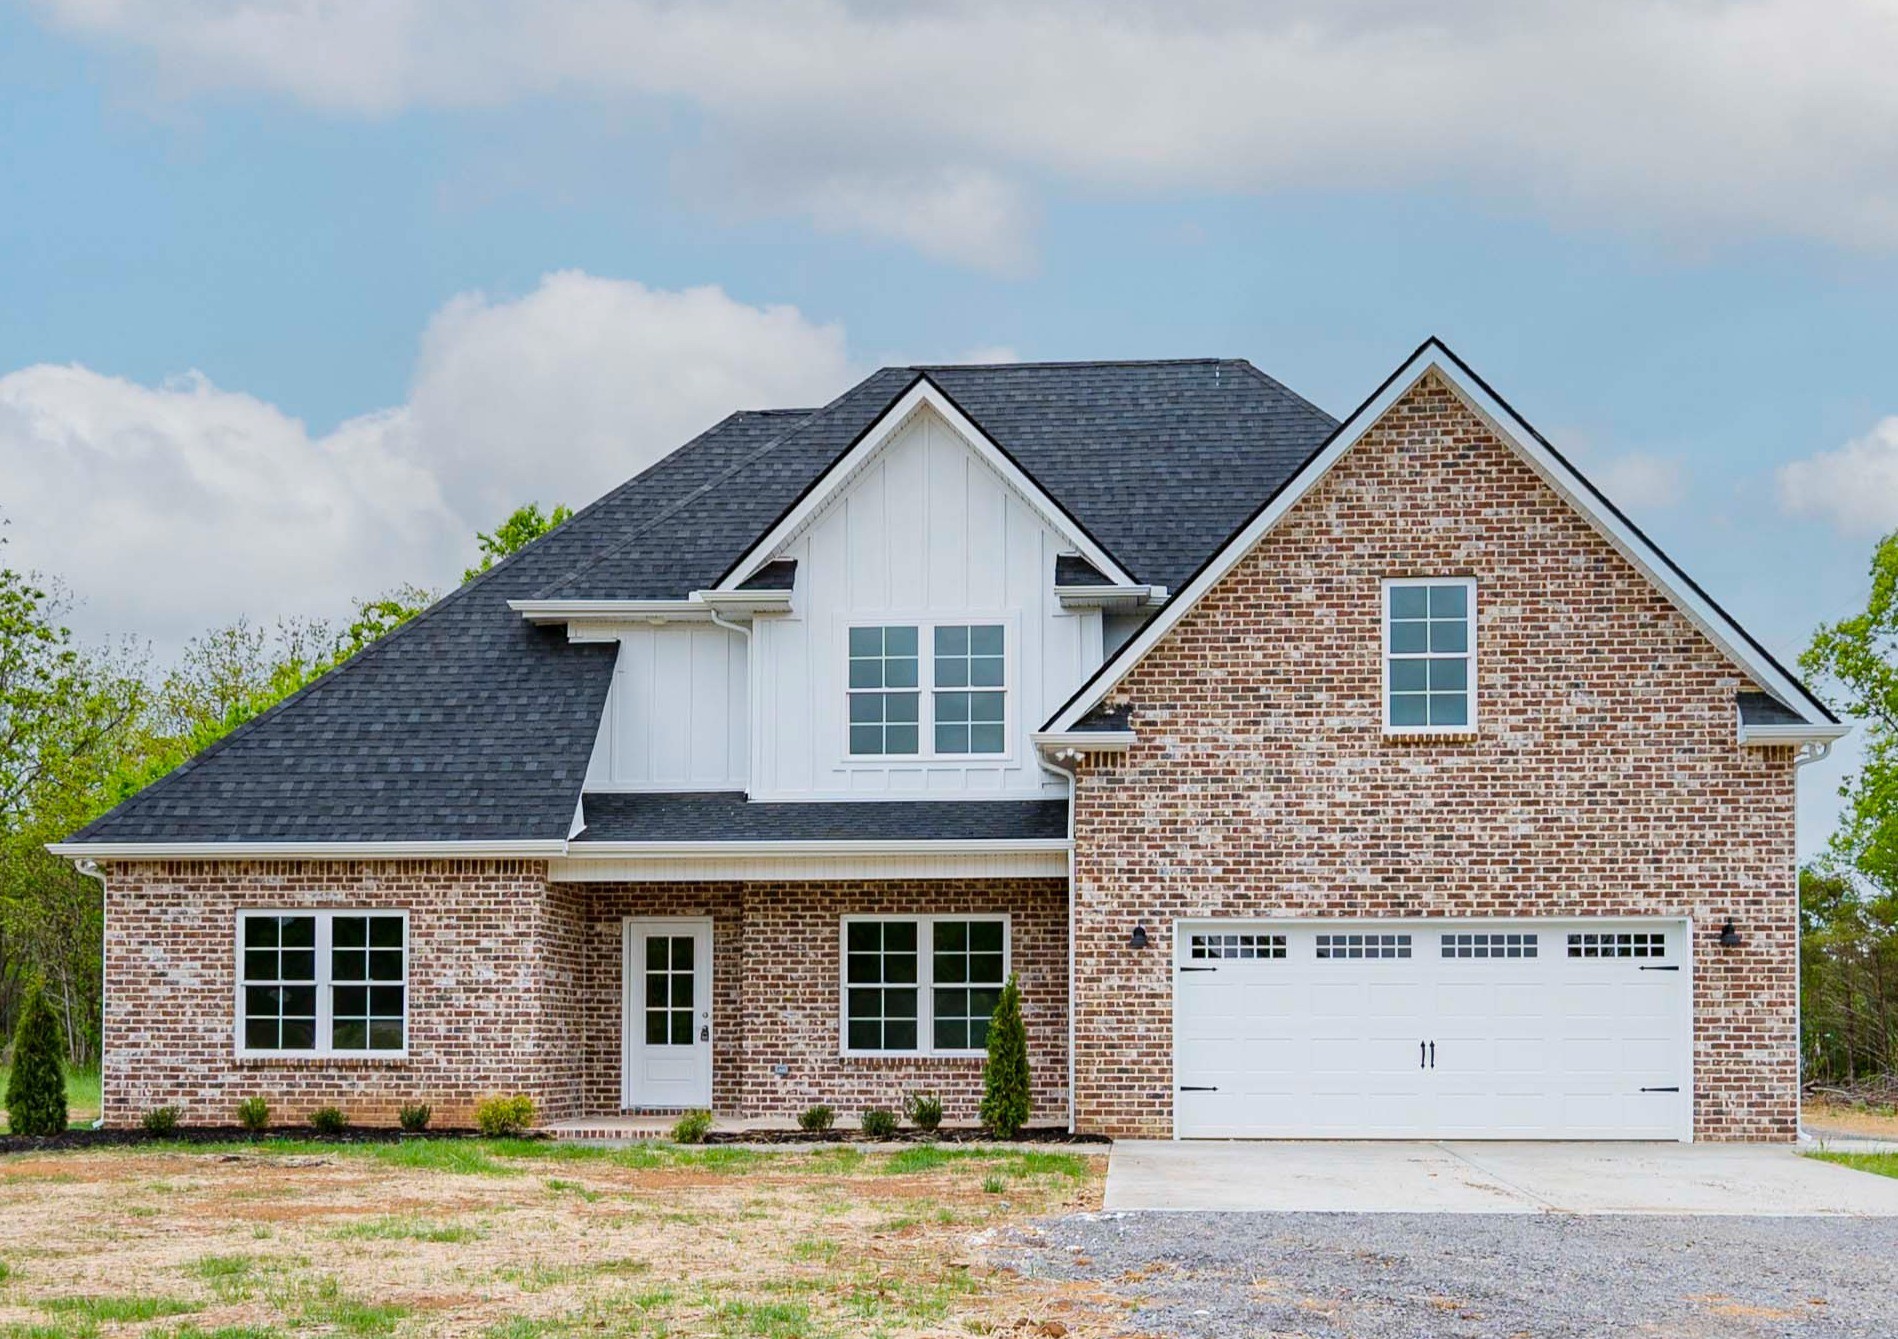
(847, 622), (1007, 757)
(842, 916), (1009, 1055)
(237, 910), (408, 1055)
(1385, 579), (1475, 732)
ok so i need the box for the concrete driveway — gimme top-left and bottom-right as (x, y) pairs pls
(1104, 1140), (1898, 1214)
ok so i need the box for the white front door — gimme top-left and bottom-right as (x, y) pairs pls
(622, 918), (713, 1109)
(1174, 919), (1692, 1140)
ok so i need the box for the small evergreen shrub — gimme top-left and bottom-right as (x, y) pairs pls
(236, 1096), (270, 1132)
(4, 982), (68, 1137)
(140, 1105), (181, 1136)
(797, 1104), (835, 1132)
(903, 1092), (943, 1132)
(397, 1102), (432, 1133)
(979, 973), (1031, 1139)
(671, 1109), (713, 1144)
(310, 1105), (348, 1135)
(474, 1094), (537, 1137)
(859, 1107), (898, 1139)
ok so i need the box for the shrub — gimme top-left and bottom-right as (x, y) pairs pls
(397, 1103), (432, 1133)
(310, 1105), (348, 1135)
(903, 1092), (943, 1133)
(236, 1096), (270, 1132)
(671, 1109), (713, 1144)
(4, 981), (68, 1136)
(141, 1105), (181, 1136)
(797, 1104), (835, 1133)
(980, 973), (1031, 1139)
(860, 1107), (898, 1139)
(474, 1094), (537, 1137)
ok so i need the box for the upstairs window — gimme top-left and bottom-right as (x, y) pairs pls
(1384, 578), (1474, 733)
(933, 624), (1005, 755)
(847, 622), (1008, 758)
(848, 625), (920, 755)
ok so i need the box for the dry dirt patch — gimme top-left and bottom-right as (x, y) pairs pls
(0, 1140), (1112, 1339)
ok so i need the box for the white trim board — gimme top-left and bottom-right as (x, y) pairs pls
(713, 376), (1137, 593)
(1045, 338), (1839, 737)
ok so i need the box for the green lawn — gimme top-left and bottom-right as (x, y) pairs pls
(0, 1064), (100, 1129)
(1810, 1151), (1898, 1180)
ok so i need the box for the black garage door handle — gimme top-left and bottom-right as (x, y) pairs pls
(1640, 1086), (1680, 1093)
(1179, 1086), (1219, 1092)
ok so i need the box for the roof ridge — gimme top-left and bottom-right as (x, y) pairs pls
(906, 356), (1236, 370)
(531, 371), (913, 600)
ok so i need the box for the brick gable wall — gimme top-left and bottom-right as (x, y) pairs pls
(1068, 372), (1800, 1141)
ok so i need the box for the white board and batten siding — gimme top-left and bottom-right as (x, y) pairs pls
(585, 624), (748, 791)
(752, 406), (1102, 800)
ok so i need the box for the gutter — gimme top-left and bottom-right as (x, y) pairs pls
(74, 858), (108, 1129)
(509, 589), (793, 628)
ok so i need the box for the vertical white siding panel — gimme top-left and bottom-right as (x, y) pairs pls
(885, 422), (928, 610)
(926, 419), (969, 610)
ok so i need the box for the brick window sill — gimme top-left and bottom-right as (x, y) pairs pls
(234, 1055), (412, 1068)
(1382, 730), (1479, 744)
(838, 1054), (984, 1067)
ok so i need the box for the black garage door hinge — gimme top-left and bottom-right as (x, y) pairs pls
(1178, 1085), (1219, 1092)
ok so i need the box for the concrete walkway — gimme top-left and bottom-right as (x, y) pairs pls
(1104, 1140), (1898, 1215)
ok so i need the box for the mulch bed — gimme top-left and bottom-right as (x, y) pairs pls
(1, 1124), (1106, 1156)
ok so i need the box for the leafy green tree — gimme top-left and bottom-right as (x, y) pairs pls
(980, 973), (1031, 1138)
(5, 980), (68, 1135)
(1801, 529), (1898, 1085)
(463, 503), (572, 583)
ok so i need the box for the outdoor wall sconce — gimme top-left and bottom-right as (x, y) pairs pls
(1719, 919), (1742, 948)
(1130, 924), (1149, 950)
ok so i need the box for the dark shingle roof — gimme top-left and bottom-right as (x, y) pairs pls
(575, 793), (1067, 843)
(1737, 691), (1807, 727)
(68, 360), (1339, 847)
(737, 559), (798, 592)
(1054, 554), (1113, 587)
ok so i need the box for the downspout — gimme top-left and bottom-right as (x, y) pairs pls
(74, 859), (108, 1129)
(1036, 745), (1081, 1135)
(1792, 739), (1832, 1139)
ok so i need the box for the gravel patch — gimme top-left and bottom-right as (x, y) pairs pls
(1005, 1211), (1898, 1337)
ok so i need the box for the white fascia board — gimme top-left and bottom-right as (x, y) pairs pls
(691, 588), (794, 615)
(1054, 583), (1165, 610)
(712, 377), (1137, 592)
(509, 599), (710, 625)
(47, 840), (568, 860)
(1736, 720), (1851, 747)
(1045, 339), (1838, 734)
(563, 838), (1071, 858)
(1031, 729), (1136, 759)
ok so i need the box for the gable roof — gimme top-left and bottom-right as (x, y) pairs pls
(1043, 338), (1841, 738)
(61, 358), (1336, 850)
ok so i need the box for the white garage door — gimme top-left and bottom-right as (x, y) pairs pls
(1174, 919), (1691, 1140)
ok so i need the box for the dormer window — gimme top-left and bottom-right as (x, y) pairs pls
(1384, 578), (1474, 733)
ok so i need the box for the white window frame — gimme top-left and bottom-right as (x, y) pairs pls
(1381, 576), (1477, 736)
(233, 909), (410, 1059)
(841, 617), (1016, 763)
(837, 913), (1012, 1058)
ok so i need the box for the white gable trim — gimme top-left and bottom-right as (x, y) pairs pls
(1045, 339), (1837, 733)
(713, 376), (1136, 592)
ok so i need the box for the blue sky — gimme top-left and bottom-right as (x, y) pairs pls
(2, 2), (1895, 854)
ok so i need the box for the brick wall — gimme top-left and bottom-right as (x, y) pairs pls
(574, 879), (1068, 1124)
(1069, 372), (1800, 1141)
(99, 860), (574, 1128)
(100, 863), (1069, 1129)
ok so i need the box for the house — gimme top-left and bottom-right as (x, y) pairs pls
(55, 339), (1846, 1141)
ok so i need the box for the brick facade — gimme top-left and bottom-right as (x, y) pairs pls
(1067, 372), (1800, 1141)
(100, 863), (1068, 1130)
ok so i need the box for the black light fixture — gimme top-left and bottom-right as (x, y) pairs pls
(1130, 924), (1149, 950)
(1719, 919), (1742, 948)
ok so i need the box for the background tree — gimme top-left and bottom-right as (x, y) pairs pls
(463, 502), (572, 583)
(1801, 529), (1898, 1085)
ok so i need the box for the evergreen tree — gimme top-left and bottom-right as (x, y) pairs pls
(980, 973), (1031, 1138)
(5, 981), (67, 1136)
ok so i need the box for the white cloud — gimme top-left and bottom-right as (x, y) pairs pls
(1596, 452), (1687, 512)
(34, 1), (1898, 265)
(1777, 415), (1898, 535)
(0, 275), (856, 654)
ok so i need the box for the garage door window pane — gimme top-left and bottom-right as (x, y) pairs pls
(1441, 932), (1537, 959)
(1567, 931), (1666, 958)
(1315, 933), (1412, 960)
(1190, 933), (1287, 960)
